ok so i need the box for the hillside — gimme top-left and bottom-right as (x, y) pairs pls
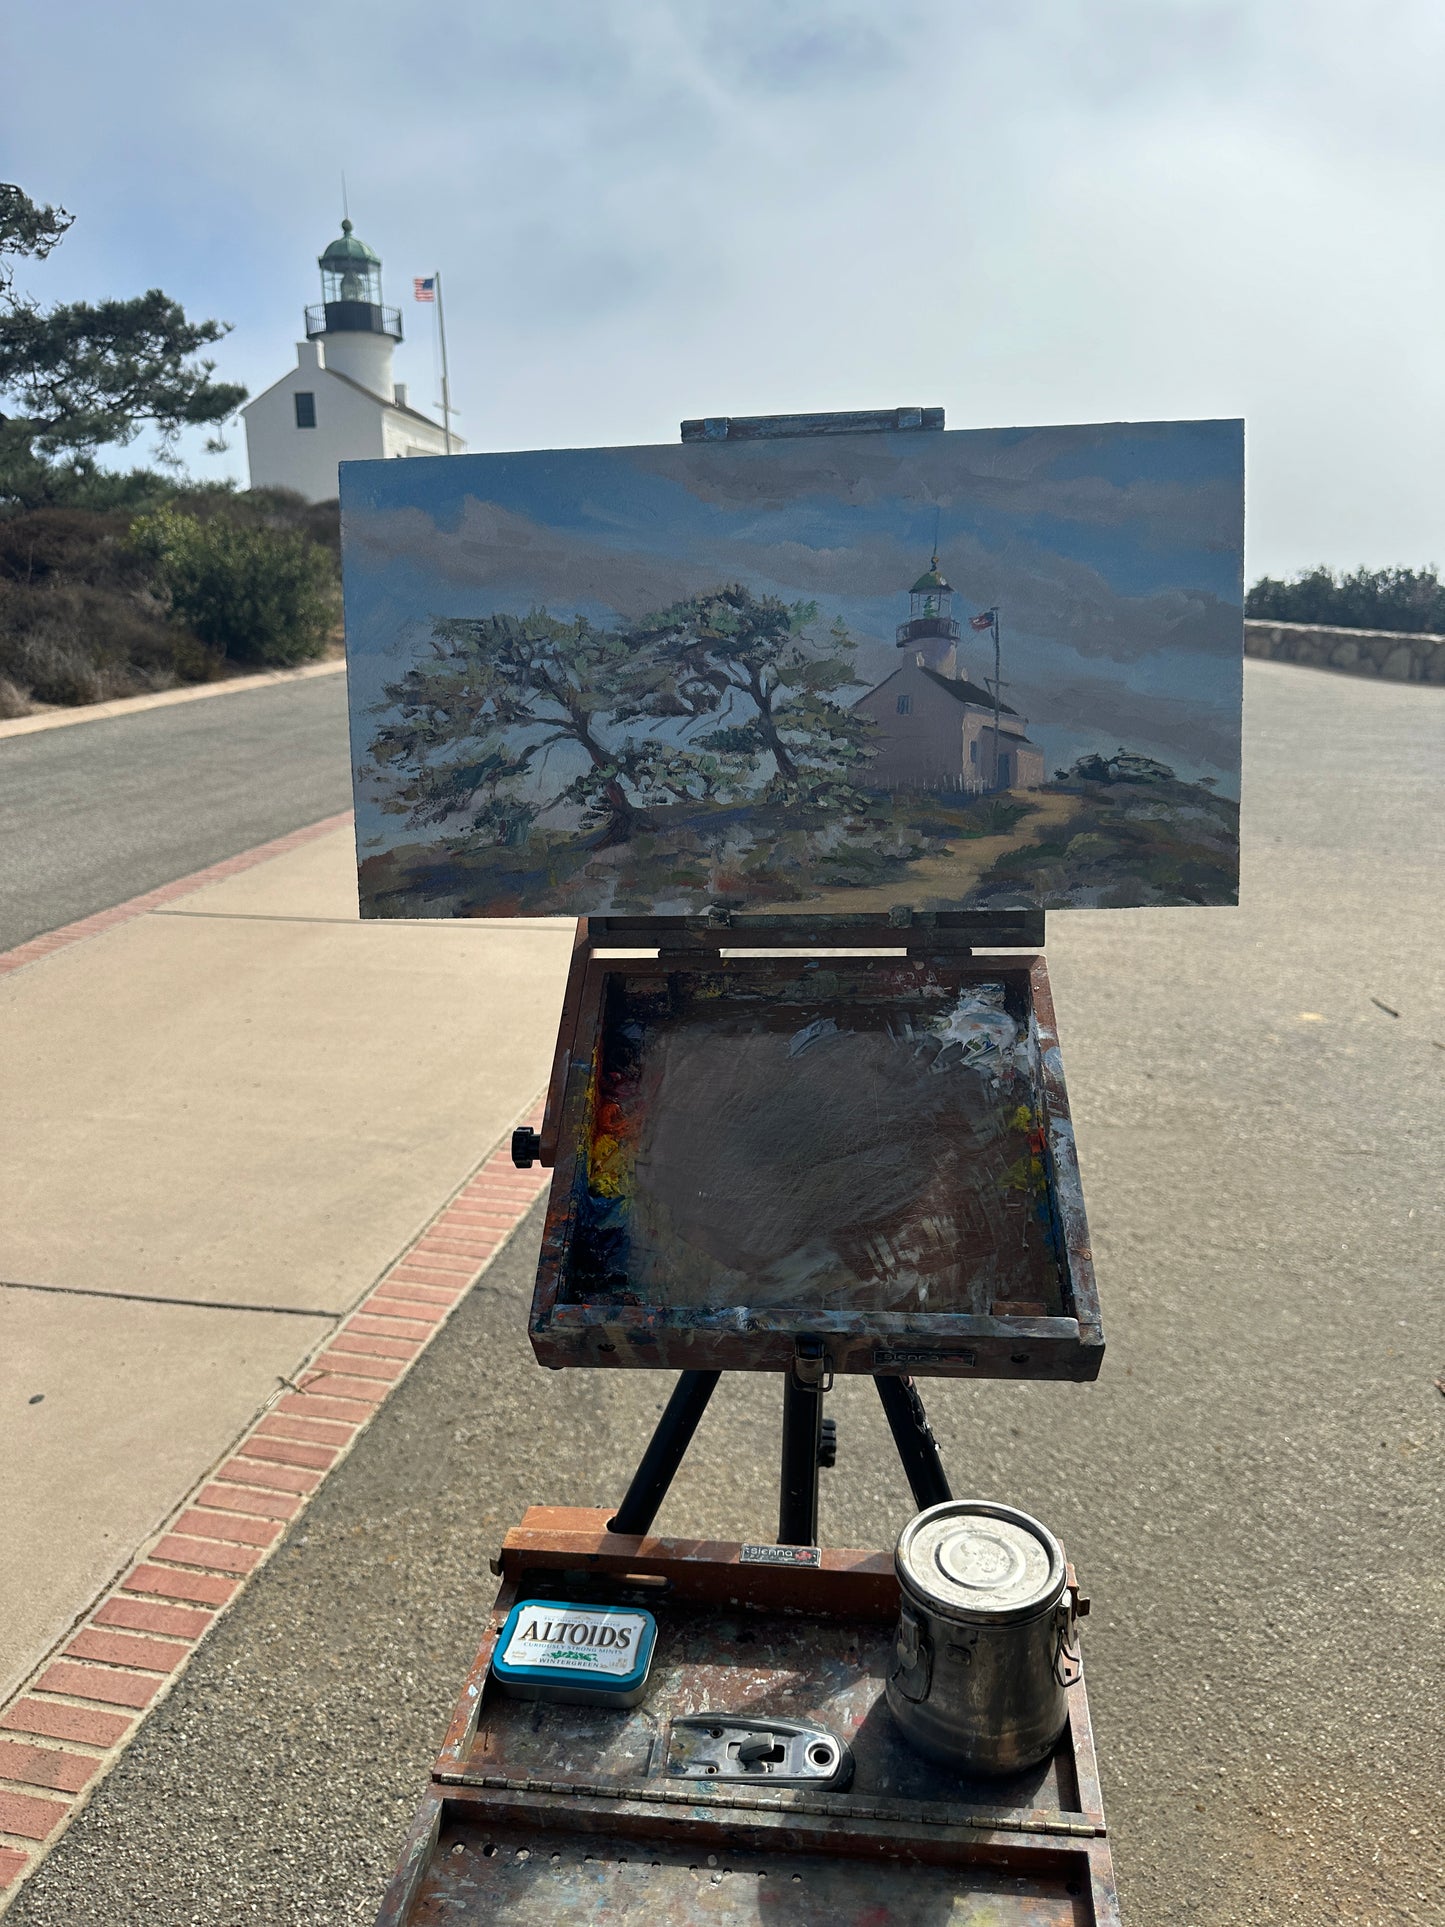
(0, 489), (339, 716)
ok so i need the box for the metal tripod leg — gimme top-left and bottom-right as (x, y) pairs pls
(778, 1370), (824, 1545)
(608, 1370), (721, 1537)
(875, 1375), (953, 1511)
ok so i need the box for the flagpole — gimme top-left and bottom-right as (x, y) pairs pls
(991, 609), (1002, 791)
(434, 269), (454, 455)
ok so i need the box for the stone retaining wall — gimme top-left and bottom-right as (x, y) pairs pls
(1245, 619), (1445, 684)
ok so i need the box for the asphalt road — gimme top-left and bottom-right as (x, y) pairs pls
(8, 663), (1445, 1926)
(0, 676), (353, 951)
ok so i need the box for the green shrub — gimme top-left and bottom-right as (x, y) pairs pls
(131, 506), (338, 667)
(1246, 566), (1445, 634)
(0, 577), (218, 703)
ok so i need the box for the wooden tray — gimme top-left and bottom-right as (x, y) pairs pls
(377, 1508), (1119, 1925)
(528, 941), (1102, 1380)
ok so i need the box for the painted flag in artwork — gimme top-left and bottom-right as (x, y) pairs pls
(970, 611), (995, 630)
(413, 277), (436, 302)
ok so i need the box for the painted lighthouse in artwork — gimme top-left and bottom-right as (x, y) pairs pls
(852, 556), (1045, 794)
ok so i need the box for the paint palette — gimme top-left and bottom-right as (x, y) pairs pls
(529, 946), (1102, 1380)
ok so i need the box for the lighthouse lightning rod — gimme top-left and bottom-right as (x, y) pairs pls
(434, 269), (455, 455)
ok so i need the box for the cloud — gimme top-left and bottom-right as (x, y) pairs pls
(633, 426), (1244, 555)
(347, 496), (730, 614)
(345, 427), (1242, 675)
(1024, 672), (1240, 771)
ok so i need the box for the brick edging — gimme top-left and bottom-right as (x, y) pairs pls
(0, 812), (355, 979)
(0, 1113), (550, 1906)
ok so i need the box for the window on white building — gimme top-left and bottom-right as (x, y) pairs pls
(294, 392), (317, 429)
(896, 694), (912, 715)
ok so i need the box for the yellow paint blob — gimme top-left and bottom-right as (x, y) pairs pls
(590, 1132), (630, 1198)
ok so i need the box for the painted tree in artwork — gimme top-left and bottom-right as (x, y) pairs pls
(634, 586), (878, 803)
(366, 608), (716, 848)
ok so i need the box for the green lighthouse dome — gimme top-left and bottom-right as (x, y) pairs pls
(910, 556), (953, 595)
(318, 218), (380, 272)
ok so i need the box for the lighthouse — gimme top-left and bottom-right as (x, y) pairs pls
(895, 553), (962, 677)
(853, 552), (1047, 793)
(242, 218), (462, 503)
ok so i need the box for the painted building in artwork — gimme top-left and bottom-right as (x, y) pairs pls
(242, 220), (462, 503)
(853, 556), (1046, 793)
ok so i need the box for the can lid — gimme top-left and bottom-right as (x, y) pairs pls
(895, 1501), (1066, 1624)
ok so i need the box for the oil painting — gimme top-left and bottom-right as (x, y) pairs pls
(341, 418), (1243, 917)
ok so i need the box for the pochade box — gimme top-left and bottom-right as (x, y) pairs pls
(340, 408), (1243, 1390)
(523, 912), (1103, 1381)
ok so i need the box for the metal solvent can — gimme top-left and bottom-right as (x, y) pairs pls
(490, 1600), (658, 1708)
(887, 1500), (1083, 1775)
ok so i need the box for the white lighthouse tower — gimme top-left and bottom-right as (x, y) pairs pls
(242, 218), (461, 503)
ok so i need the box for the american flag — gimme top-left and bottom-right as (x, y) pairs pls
(413, 277), (436, 302)
(970, 610), (996, 631)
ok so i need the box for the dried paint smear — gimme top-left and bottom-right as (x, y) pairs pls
(568, 964), (1065, 1316)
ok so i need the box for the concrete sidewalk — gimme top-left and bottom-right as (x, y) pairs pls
(0, 821), (574, 1715)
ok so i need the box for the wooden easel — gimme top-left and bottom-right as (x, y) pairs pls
(507, 409), (1101, 1554)
(378, 409), (1118, 1926)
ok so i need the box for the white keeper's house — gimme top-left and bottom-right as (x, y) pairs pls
(242, 220), (462, 503)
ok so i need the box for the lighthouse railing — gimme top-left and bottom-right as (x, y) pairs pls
(895, 614), (962, 647)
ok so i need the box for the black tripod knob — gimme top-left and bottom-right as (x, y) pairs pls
(511, 1127), (542, 1169)
(817, 1416), (838, 1469)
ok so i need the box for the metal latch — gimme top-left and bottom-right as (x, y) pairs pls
(792, 1335), (833, 1390)
(665, 1715), (854, 1789)
(891, 1603), (932, 1703)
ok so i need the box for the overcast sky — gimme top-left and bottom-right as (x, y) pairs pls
(5, 1), (1442, 579)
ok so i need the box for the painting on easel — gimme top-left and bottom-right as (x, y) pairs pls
(341, 418), (1243, 918)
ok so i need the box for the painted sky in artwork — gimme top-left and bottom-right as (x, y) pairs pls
(343, 418), (1243, 873)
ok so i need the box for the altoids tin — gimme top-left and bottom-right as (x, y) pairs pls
(887, 1500), (1082, 1775)
(490, 1600), (657, 1708)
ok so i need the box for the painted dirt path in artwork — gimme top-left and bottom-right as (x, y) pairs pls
(752, 788), (1084, 918)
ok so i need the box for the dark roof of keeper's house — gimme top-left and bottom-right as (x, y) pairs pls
(917, 665), (1019, 715)
(854, 663), (1033, 739)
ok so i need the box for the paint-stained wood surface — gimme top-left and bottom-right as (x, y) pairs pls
(375, 1508), (1119, 1925)
(530, 952), (1102, 1379)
